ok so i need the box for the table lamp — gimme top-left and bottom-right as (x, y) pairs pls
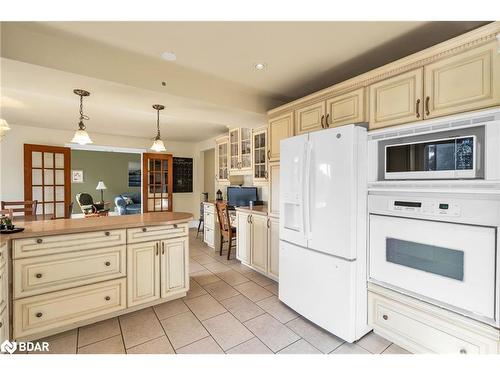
(96, 181), (107, 203)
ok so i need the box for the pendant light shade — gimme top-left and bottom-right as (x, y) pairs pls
(0, 119), (11, 139)
(150, 104), (166, 152)
(71, 89), (93, 145)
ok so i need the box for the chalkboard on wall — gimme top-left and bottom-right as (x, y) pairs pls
(173, 157), (193, 193)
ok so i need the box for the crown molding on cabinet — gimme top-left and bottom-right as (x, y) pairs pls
(268, 22), (500, 118)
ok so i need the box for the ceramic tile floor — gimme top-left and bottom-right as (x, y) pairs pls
(32, 229), (410, 355)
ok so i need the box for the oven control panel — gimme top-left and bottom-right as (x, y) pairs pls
(389, 200), (461, 217)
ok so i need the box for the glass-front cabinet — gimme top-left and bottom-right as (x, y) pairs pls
(229, 128), (252, 174)
(253, 127), (268, 182)
(215, 136), (229, 183)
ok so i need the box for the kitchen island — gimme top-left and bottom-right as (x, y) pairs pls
(0, 212), (193, 342)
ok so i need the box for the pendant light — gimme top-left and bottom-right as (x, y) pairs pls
(71, 89), (93, 145)
(150, 104), (166, 152)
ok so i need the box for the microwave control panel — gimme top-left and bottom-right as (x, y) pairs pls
(389, 200), (461, 217)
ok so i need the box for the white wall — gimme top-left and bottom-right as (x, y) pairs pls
(0, 124), (201, 217)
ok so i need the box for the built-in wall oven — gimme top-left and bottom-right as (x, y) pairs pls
(368, 192), (500, 327)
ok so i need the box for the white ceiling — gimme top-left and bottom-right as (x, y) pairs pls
(0, 21), (489, 142)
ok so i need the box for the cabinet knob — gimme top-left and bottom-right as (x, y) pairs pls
(105, 261), (111, 267)
(105, 296), (111, 301)
(0, 322), (2, 328)
(35, 273), (43, 279)
(142, 227), (147, 232)
(104, 231), (110, 236)
(382, 314), (388, 321)
(459, 348), (467, 354)
(36, 312), (43, 318)
(36, 238), (43, 244)
(173, 224), (178, 229)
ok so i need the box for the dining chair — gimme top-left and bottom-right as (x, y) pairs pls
(1, 200), (38, 218)
(196, 202), (204, 238)
(215, 201), (237, 260)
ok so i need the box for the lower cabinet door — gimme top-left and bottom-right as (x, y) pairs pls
(236, 212), (251, 264)
(268, 217), (280, 279)
(127, 241), (160, 307)
(13, 279), (126, 340)
(250, 215), (268, 274)
(160, 237), (188, 297)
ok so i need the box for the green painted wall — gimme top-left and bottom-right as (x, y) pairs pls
(71, 150), (141, 214)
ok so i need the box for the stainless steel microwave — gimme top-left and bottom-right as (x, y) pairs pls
(385, 135), (479, 180)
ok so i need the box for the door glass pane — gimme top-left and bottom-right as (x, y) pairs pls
(54, 153), (65, 168)
(44, 203), (54, 214)
(43, 152), (54, 168)
(44, 186), (54, 202)
(32, 186), (43, 202)
(154, 160), (161, 171)
(55, 170), (65, 185)
(55, 203), (65, 218)
(44, 169), (54, 185)
(148, 199), (155, 211)
(32, 169), (42, 185)
(32, 152), (42, 168)
(55, 186), (65, 201)
(386, 238), (464, 281)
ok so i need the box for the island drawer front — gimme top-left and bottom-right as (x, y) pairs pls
(369, 291), (496, 354)
(13, 245), (127, 299)
(13, 278), (126, 340)
(13, 229), (127, 259)
(127, 223), (189, 244)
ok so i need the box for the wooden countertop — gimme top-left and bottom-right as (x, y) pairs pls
(0, 212), (193, 245)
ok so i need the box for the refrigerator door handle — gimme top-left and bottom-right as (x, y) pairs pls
(304, 140), (313, 241)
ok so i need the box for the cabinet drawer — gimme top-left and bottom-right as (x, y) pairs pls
(13, 246), (126, 299)
(204, 227), (214, 247)
(127, 224), (188, 244)
(0, 265), (6, 313)
(13, 229), (126, 259)
(369, 291), (497, 354)
(0, 307), (8, 343)
(13, 278), (126, 340)
(203, 204), (215, 214)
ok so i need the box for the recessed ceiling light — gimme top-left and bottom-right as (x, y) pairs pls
(254, 63), (266, 70)
(161, 51), (177, 61)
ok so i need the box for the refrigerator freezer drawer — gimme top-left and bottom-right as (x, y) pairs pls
(278, 240), (368, 343)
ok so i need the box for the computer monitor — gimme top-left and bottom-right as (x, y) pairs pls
(226, 186), (258, 207)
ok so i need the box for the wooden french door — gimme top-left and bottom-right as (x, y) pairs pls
(24, 144), (71, 219)
(142, 153), (173, 212)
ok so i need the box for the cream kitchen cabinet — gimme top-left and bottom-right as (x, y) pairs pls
(236, 211), (251, 264)
(0, 305), (8, 344)
(215, 135), (229, 183)
(127, 238), (188, 307)
(268, 162), (280, 217)
(423, 41), (500, 119)
(369, 68), (424, 130)
(229, 128), (252, 173)
(325, 87), (366, 127)
(295, 101), (326, 135)
(267, 217), (280, 279)
(295, 88), (366, 135)
(253, 127), (268, 183)
(250, 214), (268, 274)
(268, 111), (294, 162)
(236, 210), (279, 281)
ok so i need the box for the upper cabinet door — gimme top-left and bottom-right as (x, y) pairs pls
(216, 138), (229, 182)
(253, 129), (268, 182)
(326, 88), (366, 128)
(295, 101), (326, 135)
(268, 111), (294, 162)
(369, 68), (424, 130)
(240, 128), (252, 170)
(229, 128), (240, 170)
(424, 41), (500, 119)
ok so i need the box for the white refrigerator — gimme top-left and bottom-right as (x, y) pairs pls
(279, 124), (369, 343)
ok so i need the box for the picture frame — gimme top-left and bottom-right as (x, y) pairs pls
(72, 170), (84, 183)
